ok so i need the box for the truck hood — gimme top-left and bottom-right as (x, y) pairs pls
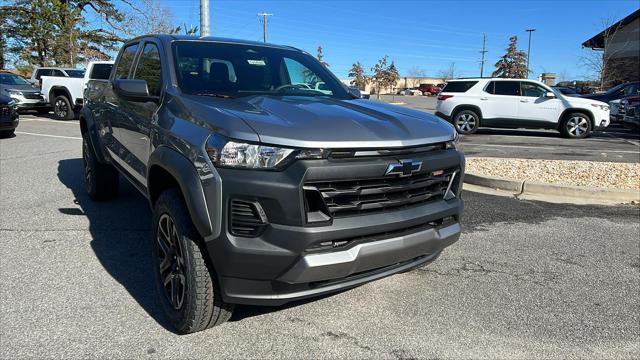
(200, 95), (456, 149)
(563, 94), (608, 107)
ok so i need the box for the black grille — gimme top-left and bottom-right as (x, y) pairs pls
(229, 200), (267, 237)
(305, 170), (455, 218)
(23, 92), (42, 100)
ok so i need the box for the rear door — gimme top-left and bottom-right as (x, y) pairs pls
(482, 80), (520, 122)
(518, 81), (562, 123)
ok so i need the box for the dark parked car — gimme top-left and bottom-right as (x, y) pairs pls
(81, 35), (464, 333)
(620, 95), (640, 128)
(581, 81), (640, 103)
(0, 94), (19, 137)
(552, 86), (580, 97)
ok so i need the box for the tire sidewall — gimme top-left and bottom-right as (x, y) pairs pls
(151, 195), (201, 331)
(453, 110), (480, 134)
(54, 96), (74, 120)
(82, 134), (97, 196)
(562, 113), (592, 139)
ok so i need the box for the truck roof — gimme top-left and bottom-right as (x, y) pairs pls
(127, 34), (301, 52)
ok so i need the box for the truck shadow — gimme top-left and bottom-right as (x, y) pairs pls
(56, 158), (321, 330)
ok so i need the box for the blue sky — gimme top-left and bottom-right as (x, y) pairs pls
(161, 0), (637, 79)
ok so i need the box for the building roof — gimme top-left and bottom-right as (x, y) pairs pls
(582, 9), (640, 49)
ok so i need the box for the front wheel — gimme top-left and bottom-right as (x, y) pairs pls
(453, 110), (480, 134)
(560, 113), (591, 138)
(152, 189), (233, 334)
(53, 95), (75, 120)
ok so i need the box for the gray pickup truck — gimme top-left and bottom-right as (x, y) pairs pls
(81, 35), (465, 334)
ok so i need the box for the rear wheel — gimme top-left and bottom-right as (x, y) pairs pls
(53, 95), (75, 120)
(82, 133), (119, 200)
(560, 113), (591, 138)
(152, 189), (233, 334)
(453, 110), (480, 134)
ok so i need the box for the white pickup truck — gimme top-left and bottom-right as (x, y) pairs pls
(41, 61), (113, 120)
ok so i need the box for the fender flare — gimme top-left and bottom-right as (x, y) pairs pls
(79, 108), (108, 164)
(559, 108), (595, 129)
(147, 147), (214, 239)
(451, 104), (483, 120)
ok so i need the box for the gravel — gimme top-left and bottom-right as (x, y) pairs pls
(466, 157), (640, 190)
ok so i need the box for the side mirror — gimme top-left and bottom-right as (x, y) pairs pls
(347, 86), (362, 99)
(113, 79), (157, 102)
(545, 91), (556, 98)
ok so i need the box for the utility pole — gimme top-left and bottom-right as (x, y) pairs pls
(200, 0), (210, 36)
(525, 29), (536, 78)
(479, 33), (487, 77)
(257, 12), (273, 43)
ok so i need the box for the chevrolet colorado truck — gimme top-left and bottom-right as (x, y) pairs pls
(81, 35), (464, 334)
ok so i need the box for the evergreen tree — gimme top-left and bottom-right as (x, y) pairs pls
(348, 61), (368, 90)
(316, 46), (329, 67)
(492, 36), (529, 78)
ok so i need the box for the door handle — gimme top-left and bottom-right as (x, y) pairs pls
(480, 97), (488, 100)
(520, 99), (529, 103)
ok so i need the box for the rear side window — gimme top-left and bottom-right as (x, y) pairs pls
(115, 43), (139, 79)
(490, 81), (520, 96)
(52, 69), (65, 77)
(133, 43), (163, 96)
(441, 81), (478, 93)
(35, 69), (51, 79)
(89, 64), (113, 80)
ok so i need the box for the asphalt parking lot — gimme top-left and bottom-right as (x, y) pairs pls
(380, 95), (640, 163)
(1, 116), (639, 358)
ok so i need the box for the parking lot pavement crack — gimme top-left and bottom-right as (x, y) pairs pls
(417, 259), (560, 287)
(320, 331), (373, 352)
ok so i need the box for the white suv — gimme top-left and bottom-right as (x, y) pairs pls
(435, 78), (610, 138)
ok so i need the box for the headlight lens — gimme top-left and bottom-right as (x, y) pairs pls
(6, 90), (23, 97)
(445, 132), (459, 150)
(206, 135), (308, 169)
(591, 103), (609, 111)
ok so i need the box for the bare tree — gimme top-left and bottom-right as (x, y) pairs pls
(117, 0), (180, 39)
(407, 66), (426, 77)
(348, 61), (368, 90)
(437, 62), (458, 82)
(557, 69), (571, 84)
(580, 16), (629, 89)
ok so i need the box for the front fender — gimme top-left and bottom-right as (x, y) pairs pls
(80, 107), (108, 164)
(147, 146), (220, 239)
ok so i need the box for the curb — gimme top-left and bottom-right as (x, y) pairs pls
(464, 172), (640, 203)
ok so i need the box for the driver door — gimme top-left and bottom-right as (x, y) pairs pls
(518, 82), (561, 123)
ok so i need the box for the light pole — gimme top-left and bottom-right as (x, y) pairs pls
(525, 29), (536, 78)
(200, 0), (210, 36)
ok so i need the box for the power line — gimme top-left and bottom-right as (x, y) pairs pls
(257, 12), (273, 43)
(479, 33), (487, 77)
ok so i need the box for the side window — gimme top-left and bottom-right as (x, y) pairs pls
(52, 70), (65, 77)
(133, 43), (163, 97)
(115, 43), (139, 79)
(521, 82), (548, 97)
(484, 81), (495, 94)
(493, 81), (520, 96)
(35, 69), (50, 80)
(89, 64), (113, 80)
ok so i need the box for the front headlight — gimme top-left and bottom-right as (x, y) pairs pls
(445, 132), (459, 150)
(6, 90), (23, 97)
(206, 135), (320, 169)
(591, 103), (609, 111)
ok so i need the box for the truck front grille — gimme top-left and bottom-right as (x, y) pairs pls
(304, 170), (455, 218)
(23, 92), (42, 100)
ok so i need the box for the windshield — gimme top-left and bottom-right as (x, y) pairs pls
(65, 70), (85, 78)
(0, 73), (31, 86)
(173, 41), (349, 99)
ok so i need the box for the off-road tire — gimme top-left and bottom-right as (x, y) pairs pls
(560, 112), (592, 139)
(53, 95), (75, 120)
(453, 109), (480, 134)
(0, 129), (15, 138)
(82, 133), (119, 200)
(152, 189), (233, 334)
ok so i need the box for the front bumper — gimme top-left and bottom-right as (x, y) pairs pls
(12, 95), (50, 111)
(204, 148), (465, 305)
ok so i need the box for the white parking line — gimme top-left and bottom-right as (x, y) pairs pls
(15, 131), (82, 140)
(19, 118), (79, 125)
(463, 143), (640, 154)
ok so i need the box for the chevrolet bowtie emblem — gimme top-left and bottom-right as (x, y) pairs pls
(385, 160), (422, 177)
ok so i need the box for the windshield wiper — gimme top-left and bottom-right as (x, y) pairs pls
(192, 92), (235, 99)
